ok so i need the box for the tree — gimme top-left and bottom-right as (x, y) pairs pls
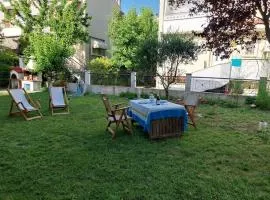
(29, 33), (73, 76)
(109, 7), (158, 70)
(0, 0), (91, 55)
(157, 33), (198, 99)
(136, 37), (159, 74)
(168, 0), (270, 58)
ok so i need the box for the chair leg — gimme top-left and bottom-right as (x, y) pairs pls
(9, 101), (14, 116)
(185, 106), (197, 129)
(106, 121), (116, 139)
(106, 121), (111, 130)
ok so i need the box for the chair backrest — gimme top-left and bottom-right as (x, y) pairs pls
(184, 93), (199, 106)
(50, 87), (66, 106)
(101, 95), (113, 116)
(9, 89), (33, 110)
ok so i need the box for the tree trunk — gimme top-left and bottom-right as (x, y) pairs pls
(165, 88), (169, 99)
(263, 17), (270, 44)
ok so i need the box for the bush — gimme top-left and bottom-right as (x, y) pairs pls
(229, 80), (244, 95)
(52, 80), (67, 87)
(140, 93), (149, 99)
(87, 57), (116, 73)
(204, 97), (240, 108)
(0, 63), (12, 88)
(0, 49), (19, 66)
(245, 96), (256, 105)
(256, 78), (270, 110)
(119, 92), (137, 99)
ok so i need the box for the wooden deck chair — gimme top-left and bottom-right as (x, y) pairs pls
(177, 93), (199, 129)
(49, 87), (69, 115)
(7, 88), (42, 121)
(101, 95), (132, 139)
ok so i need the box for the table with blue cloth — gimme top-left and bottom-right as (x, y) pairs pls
(129, 99), (188, 139)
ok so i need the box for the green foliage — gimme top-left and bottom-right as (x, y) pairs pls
(157, 33), (198, 99)
(140, 93), (149, 99)
(109, 7), (158, 70)
(0, 50), (18, 87)
(256, 78), (270, 110)
(87, 57), (116, 73)
(229, 81), (243, 95)
(119, 91), (137, 99)
(0, 49), (19, 66)
(204, 97), (240, 108)
(135, 37), (158, 74)
(245, 96), (256, 105)
(29, 33), (74, 74)
(0, 63), (10, 87)
(0, 0), (91, 57)
(0, 63), (10, 73)
(257, 128), (270, 144)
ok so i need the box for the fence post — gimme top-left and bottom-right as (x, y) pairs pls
(85, 70), (91, 87)
(131, 72), (136, 89)
(185, 73), (192, 93)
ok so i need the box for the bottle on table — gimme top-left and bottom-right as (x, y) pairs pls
(156, 95), (160, 105)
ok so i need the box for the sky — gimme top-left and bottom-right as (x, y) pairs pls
(121, 0), (160, 15)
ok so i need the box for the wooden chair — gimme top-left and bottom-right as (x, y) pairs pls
(49, 87), (69, 115)
(177, 93), (199, 129)
(7, 88), (42, 121)
(101, 95), (132, 139)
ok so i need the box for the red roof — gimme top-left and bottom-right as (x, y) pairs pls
(10, 67), (29, 73)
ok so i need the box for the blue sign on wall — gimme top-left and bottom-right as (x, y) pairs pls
(231, 58), (242, 68)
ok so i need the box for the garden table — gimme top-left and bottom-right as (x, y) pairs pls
(129, 99), (188, 139)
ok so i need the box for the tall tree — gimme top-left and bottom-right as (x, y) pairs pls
(29, 33), (74, 75)
(157, 33), (198, 99)
(109, 7), (158, 70)
(168, 0), (270, 58)
(0, 0), (91, 54)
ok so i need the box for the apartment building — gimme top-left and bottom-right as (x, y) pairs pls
(0, 0), (121, 67)
(158, 0), (270, 78)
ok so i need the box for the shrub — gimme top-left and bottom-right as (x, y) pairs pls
(0, 49), (19, 66)
(52, 80), (67, 87)
(256, 78), (270, 110)
(87, 57), (116, 73)
(119, 92), (137, 99)
(229, 80), (244, 95)
(245, 96), (256, 105)
(204, 97), (240, 108)
(140, 93), (149, 99)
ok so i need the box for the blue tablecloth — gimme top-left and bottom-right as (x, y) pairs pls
(129, 99), (188, 133)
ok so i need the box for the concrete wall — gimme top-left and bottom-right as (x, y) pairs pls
(80, 84), (247, 104)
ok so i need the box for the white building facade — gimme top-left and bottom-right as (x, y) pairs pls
(158, 0), (270, 81)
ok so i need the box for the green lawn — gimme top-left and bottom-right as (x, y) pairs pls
(0, 91), (269, 200)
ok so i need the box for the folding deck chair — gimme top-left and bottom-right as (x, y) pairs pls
(7, 88), (42, 121)
(101, 95), (132, 139)
(49, 87), (69, 115)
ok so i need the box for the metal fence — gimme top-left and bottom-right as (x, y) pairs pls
(190, 76), (268, 96)
(136, 74), (156, 88)
(91, 73), (131, 86)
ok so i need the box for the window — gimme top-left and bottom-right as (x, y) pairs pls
(91, 48), (106, 57)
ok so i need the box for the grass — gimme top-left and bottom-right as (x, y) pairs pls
(0, 91), (270, 200)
